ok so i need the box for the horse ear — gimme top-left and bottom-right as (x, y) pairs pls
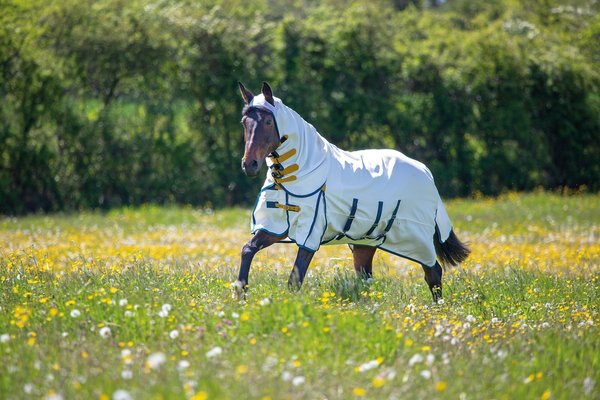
(261, 81), (275, 106)
(238, 81), (254, 104)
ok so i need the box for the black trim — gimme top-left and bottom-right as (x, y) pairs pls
(364, 201), (383, 237)
(376, 199), (402, 239)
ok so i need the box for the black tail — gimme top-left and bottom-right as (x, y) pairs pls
(434, 228), (470, 268)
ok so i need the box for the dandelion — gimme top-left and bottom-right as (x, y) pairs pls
(146, 352), (166, 370)
(541, 389), (551, 400)
(169, 330), (179, 339)
(158, 303), (172, 318)
(70, 309), (81, 318)
(1, 334), (10, 343)
(231, 312), (239, 319)
(99, 327), (111, 339)
(292, 376), (305, 386)
(119, 299), (128, 307)
(425, 354), (435, 366)
(206, 346), (223, 358)
(190, 392), (208, 400)
(435, 381), (448, 392)
(420, 370), (432, 379)
(466, 315), (476, 322)
(352, 387), (366, 397)
(112, 389), (133, 400)
(372, 376), (385, 388)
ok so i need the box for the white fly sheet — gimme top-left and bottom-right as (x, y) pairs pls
(249, 94), (452, 267)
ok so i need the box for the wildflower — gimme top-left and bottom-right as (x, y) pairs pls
(466, 315), (476, 322)
(426, 354), (435, 366)
(231, 312), (239, 319)
(169, 330), (179, 339)
(435, 381), (448, 392)
(44, 392), (63, 400)
(292, 376), (305, 386)
(583, 377), (595, 395)
(541, 390), (551, 400)
(124, 311), (134, 317)
(281, 371), (293, 381)
(259, 298), (271, 306)
(190, 392), (208, 400)
(420, 370), (432, 379)
(0, 334), (10, 343)
(23, 383), (34, 394)
(119, 299), (128, 307)
(146, 352), (166, 370)
(206, 346), (223, 358)
(158, 304), (172, 318)
(112, 390), (133, 400)
(121, 370), (133, 380)
(372, 376), (385, 388)
(99, 327), (111, 339)
(177, 360), (190, 371)
(352, 387), (366, 397)
(408, 354), (424, 367)
(70, 309), (81, 318)
(357, 359), (380, 372)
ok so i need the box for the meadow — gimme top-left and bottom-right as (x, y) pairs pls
(0, 192), (598, 400)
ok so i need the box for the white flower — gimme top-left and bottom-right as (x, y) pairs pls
(420, 370), (431, 379)
(169, 330), (179, 339)
(437, 299), (445, 305)
(292, 376), (305, 386)
(259, 298), (271, 306)
(358, 359), (380, 372)
(425, 354), (435, 366)
(124, 311), (134, 317)
(146, 352), (166, 369)
(162, 303), (172, 313)
(217, 311), (225, 317)
(158, 310), (168, 318)
(206, 346), (223, 358)
(408, 354), (424, 367)
(121, 370), (133, 380)
(99, 327), (112, 339)
(112, 389), (133, 400)
(61, 332), (68, 338)
(119, 299), (128, 307)
(491, 317), (499, 324)
(44, 393), (63, 400)
(466, 314), (476, 322)
(281, 371), (293, 382)
(177, 360), (190, 371)
(23, 383), (34, 394)
(0, 334), (10, 343)
(70, 309), (81, 318)
(583, 377), (595, 395)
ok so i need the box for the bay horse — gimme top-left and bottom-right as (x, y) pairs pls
(236, 82), (470, 301)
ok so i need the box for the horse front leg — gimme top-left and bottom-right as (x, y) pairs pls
(421, 262), (443, 302)
(237, 230), (284, 297)
(350, 245), (376, 279)
(288, 248), (315, 291)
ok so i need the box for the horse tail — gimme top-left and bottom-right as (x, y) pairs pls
(434, 226), (470, 268)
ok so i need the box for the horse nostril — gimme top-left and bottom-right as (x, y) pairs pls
(249, 160), (258, 169)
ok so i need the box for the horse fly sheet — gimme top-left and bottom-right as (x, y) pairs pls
(249, 94), (453, 267)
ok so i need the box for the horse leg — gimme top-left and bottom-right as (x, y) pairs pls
(237, 230), (283, 296)
(350, 245), (376, 279)
(421, 262), (443, 302)
(288, 248), (315, 291)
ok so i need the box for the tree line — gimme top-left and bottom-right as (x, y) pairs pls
(1, 0), (598, 214)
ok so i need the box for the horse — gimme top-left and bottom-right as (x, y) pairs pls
(236, 81), (470, 302)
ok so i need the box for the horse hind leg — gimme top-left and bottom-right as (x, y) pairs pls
(350, 245), (376, 279)
(421, 262), (443, 303)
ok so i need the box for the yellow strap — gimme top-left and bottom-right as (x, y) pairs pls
(269, 148), (297, 164)
(275, 203), (300, 212)
(272, 163), (299, 178)
(273, 175), (297, 184)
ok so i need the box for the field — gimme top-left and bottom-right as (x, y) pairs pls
(0, 192), (598, 400)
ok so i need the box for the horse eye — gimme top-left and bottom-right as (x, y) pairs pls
(266, 120), (273, 126)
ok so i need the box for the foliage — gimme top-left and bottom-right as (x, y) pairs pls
(0, 193), (598, 398)
(0, 0), (598, 214)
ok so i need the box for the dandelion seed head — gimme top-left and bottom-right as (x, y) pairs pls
(146, 352), (166, 369)
(206, 346), (223, 358)
(0, 334), (10, 343)
(112, 389), (133, 400)
(169, 329), (179, 339)
(99, 327), (111, 339)
(408, 354), (424, 367)
(420, 370), (432, 379)
(119, 299), (128, 307)
(292, 376), (305, 386)
(121, 370), (133, 380)
(70, 309), (81, 318)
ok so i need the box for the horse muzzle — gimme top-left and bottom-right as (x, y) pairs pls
(241, 158), (260, 177)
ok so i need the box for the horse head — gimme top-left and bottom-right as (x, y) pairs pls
(238, 81), (280, 177)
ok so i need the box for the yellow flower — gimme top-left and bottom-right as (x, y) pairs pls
(372, 376), (385, 388)
(190, 391), (208, 400)
(236, 365), (248, 375)
(435, 381), (448, 392)
(540, 390), (551, 400)
(109, 287), (118, 293)
(352, 387), (366, 397)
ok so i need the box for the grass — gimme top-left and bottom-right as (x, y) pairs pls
(0, 192), (598, 399)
